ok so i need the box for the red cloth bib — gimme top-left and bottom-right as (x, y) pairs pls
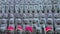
(17, 25), (23, 31)
(46, 26), (52, 32)
(25, 26), (33, 32)
(7, 26), (14, 31)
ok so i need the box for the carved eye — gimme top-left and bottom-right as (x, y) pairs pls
(17, 23), (21, 25)
(42, 10), (44, 13)
(40, 20), (44, 24)
(47, 20), (52, 25)
(33, 22), (36, 24)
(29, 20), (31, 22)
(47, 10), (49, 13)
(52, 10), (54, 13)
(57, 10), (59, 13)
(37, 11), (39, 13)
(57, 23), (60, 25)
(32, 11), (34, 13)
(47, 22), (52, 25)
(23, 11), (25, 13)
(40, 22), (43, 24)
(28, 10), (30, 13)
(10, 23), (13, 24)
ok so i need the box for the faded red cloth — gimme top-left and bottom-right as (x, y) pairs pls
(7, 26), (14, 31)
(16, 25), (23, 31)
(25, 26), (33, 32)
(46, 26), (52, 32)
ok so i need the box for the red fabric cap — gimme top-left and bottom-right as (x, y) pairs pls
(7, 26), (14, 31)
(46, 26), (52, 32)
(25, 26), (33, 32)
